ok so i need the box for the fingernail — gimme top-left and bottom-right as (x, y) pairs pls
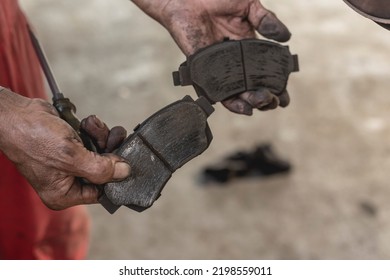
(237, 103), (253, 116)
(92, 115), (106, 129)
(113, 161), (131, 180)
(260, 96), (279, 111)
(279, 94), (290, 108)
(258, 14), (291, 42)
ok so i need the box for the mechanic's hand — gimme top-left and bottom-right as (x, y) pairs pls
(0, 89), (131, 210)
(133, 0), (292, 115)
(80, 115), (127, 154)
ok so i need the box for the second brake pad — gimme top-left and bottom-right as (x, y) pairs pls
(173, 39), (299, 103)
(99, 96), (214, 213)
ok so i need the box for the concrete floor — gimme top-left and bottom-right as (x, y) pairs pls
(20, 0), (390, 259)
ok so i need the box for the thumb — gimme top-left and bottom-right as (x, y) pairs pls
(72, 147), (131, 184)
(248, 1), (291, 42)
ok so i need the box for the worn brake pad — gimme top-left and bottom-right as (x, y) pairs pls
(173, 39), (299, 103)
(99, 96), (214, 214)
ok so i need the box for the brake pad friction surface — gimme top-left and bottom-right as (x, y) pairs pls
(242, 40), (296, 94)
(101, 96), (213, 212)
(190, 41), (245, 102)
(173, 39), (299, 103)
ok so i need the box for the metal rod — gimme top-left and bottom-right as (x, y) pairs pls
(27, 25), (64, 100)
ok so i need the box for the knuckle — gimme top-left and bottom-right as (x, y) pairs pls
(31, 98), (48, 107)
(31, 98), (59, 116)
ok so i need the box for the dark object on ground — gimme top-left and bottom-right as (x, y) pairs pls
(360, 201), (378, 217)
(202, 144), (291, 184)
(173, 38), (299, 103)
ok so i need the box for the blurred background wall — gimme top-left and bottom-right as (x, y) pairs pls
(20, 0), (390, 259)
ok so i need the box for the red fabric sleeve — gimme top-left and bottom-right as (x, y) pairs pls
(0, 0), (90, 260)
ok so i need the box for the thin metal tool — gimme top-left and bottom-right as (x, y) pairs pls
(28, 26), (64, 101)
(27, 25), (96, 152)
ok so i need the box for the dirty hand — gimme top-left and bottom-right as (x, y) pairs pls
(80, 115), (127, 154)
(0, 88), (131, 210)
(132, 0), (292, 115)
